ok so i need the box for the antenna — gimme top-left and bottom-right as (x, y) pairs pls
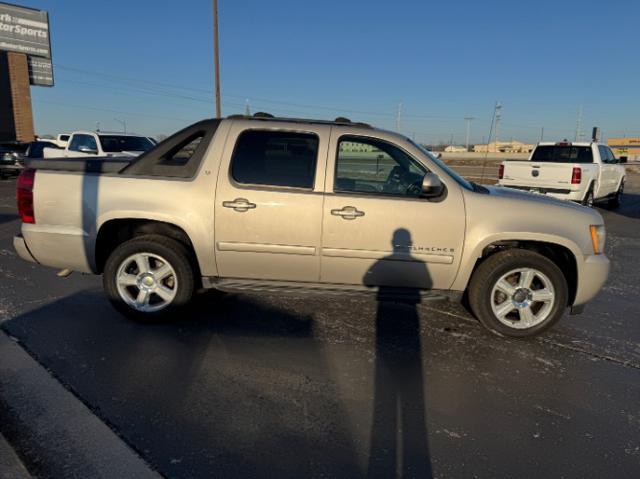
(244, 99), (251, 116)
(396, 102), (402, 132)
(464, 116), (476, 151)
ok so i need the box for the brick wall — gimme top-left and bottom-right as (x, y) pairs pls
(0, 51), (35, 142)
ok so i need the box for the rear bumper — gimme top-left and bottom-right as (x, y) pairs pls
(13, 235), (37, 264)
(574, 254), (610, 306)
(498, 183), (584, 202)
(18, 224), (94, 273)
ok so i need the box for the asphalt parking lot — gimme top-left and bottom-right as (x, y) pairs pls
(1, 172), (639, 478)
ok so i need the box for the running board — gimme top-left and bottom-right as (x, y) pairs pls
(202, 277), (462, 303)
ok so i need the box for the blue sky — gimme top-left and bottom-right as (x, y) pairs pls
(26, 0), (639, 143)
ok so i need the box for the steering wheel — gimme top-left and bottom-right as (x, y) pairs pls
(385, 166), (405, 192)
(407, 180), (422, 197)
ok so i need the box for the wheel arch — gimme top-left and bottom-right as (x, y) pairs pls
(456, 236), (580, 306)
(95, 218), (201, 279)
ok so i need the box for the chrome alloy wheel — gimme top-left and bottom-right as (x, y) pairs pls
(490, 268), (555, 329)
(115, 253), (178, 312)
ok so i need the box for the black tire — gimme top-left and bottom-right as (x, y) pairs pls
(608, 181), (624, 209)
(468, 249), (569, 338)
(103, 234), (195, 321)
(581, 186), (595, 208)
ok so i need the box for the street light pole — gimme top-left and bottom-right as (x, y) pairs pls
(114, 118), (126, 134)
(464, 116), (475, 151)
(213, 0), (222, 118)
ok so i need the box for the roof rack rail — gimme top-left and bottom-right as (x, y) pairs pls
(224, 113), (372, 128)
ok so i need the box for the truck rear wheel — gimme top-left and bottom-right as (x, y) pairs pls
(608, 181), (623, 209)
(468, 249), (568, 338)
(581, 187), (594, 208)
(103, 234), (195, 320)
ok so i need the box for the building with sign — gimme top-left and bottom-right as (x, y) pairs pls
(0, 2), (52, 142)
(473, 141), (534, 154)
(607, 137), (640, 159)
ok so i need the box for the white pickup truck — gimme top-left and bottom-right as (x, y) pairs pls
(43, 131), (155, 159)
(498, 141), (626, 208)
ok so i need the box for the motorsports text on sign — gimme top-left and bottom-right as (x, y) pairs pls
(0, 2), (50, 58)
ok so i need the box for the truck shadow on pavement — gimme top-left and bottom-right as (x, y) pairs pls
(604, 192), (640, 219)
(0, 213), (18, 225)
(2, 283), (431, 478)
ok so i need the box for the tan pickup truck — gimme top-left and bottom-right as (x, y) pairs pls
(14, 116), (610, 337)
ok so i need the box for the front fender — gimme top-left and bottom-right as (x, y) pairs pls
(451, 232), (583, 292)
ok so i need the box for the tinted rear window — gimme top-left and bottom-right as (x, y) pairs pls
(231, 130), (318, 189)
(531, 145), (593, 163)
(99, 135), (154, 153)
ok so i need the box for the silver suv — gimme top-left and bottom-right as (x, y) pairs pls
(14, 116), (610, 337)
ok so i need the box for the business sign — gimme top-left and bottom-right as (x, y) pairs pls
(0, 2), (50, 58)
(0, 2), (53, 86)
(27, 55), (52, 86)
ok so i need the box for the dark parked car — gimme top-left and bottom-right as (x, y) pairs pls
(0, 142), (29, 178)
(26, 140), (61, 159)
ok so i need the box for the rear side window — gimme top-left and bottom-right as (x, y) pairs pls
(231, 130), (318, 189)
(531, 145), (593, 163)
(121, 119), (220, 178)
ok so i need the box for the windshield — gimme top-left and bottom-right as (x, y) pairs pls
(98, 135), (154, 153)
(531, 145), (593, 163)
(408, 139), (474, 190)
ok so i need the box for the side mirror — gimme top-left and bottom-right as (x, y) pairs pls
(421, 172), (444, 198)
(619, 156), (628, 163)
(78, 145), (98, 155)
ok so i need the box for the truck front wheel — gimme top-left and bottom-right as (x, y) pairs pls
(103, 235), (195, 320)
(468, 249), (568, 338)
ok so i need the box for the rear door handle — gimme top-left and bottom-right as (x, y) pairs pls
(331, 206), (365, 220)
(222, 198), (256, 212)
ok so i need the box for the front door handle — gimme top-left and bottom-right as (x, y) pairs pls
(331, 206), (365, 220)
(222, 198), (256, 212)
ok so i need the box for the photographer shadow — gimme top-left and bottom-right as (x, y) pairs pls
(364, 228), (433, 478)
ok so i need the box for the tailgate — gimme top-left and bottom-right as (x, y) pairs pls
(501, 161), (577, 189)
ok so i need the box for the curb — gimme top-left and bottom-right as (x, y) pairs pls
(0, 432), (31, 479)
(0, 330), (162, 479)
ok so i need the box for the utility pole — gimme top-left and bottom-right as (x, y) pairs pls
(114, 118), (126, 134)
(395, 102), (402, 132)
(213, 0), (222, 118)
(449, 133), (454, 146)
(464, 116), (475, 151)
(575, 105), (583, 141)
(494, 102), (502, 144)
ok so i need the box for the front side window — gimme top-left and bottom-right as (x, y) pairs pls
(68, 134), (97, 153)
(231, 130), (319, 189)
(598, 145), (611, 163)
(334, 136), (426, 197)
